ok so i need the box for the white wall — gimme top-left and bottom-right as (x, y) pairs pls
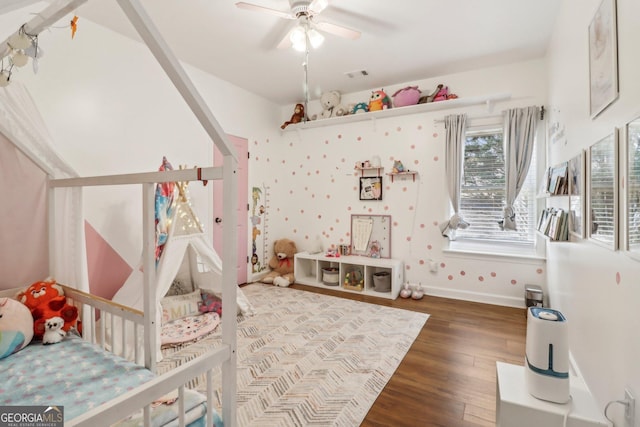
(0, 12), (280, 266)
(546, 0), (640, 424)
(253, 59), (548, 307)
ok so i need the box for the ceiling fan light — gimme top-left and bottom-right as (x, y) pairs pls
(308, 28), (324, 49)
(9, 32), (31, 50)
(290, 26), (306, 46)
(11, 50), (29, 67)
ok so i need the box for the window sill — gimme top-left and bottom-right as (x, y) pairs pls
(444, 240), (546, 263)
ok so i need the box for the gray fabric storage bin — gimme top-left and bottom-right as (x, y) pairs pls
(373, 271), (391, 292)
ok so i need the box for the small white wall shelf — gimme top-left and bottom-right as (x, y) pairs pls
(386, 171), (418, 182)
(354, 166), (383, 176)
(294, 251), (403, 299)
(282, 93), (512, 131)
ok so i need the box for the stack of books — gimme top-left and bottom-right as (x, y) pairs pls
(540, 162), (569, 196)
(537, 207), (569, 241)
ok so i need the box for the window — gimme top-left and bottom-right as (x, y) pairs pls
(454, 127), (537, 246)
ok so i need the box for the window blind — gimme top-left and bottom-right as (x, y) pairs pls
(590, 139), (616, 244)
(628, 124), (640, 248)
(456, 128), (537, 245)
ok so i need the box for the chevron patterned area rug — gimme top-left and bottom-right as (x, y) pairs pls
(160, 283), (429, 426)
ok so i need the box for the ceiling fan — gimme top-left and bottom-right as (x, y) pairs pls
(235, 0), (361, 50)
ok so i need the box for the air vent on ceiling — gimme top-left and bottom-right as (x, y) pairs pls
(344, 69), (369, 79)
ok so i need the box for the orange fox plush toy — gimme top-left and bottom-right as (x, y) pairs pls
(17, 279), (78, 341)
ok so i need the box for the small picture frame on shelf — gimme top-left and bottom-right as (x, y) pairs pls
(569, 151), (586, 239)
(359, 176), (383, 200)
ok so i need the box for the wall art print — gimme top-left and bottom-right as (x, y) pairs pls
(359, 176), (383, 201)
(588, 0), (619, 119)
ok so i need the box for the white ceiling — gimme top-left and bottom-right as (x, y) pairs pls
(4, 0), (562, 106)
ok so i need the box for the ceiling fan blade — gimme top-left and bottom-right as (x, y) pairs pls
(235, 2), (294, 20)
(309, 0), (330, 14)
(276, 28), (294, 49)
(315, 21), (360, 40)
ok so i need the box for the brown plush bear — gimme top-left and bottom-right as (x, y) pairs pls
(261, 238), (297, 287)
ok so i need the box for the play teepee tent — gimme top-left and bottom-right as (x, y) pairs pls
(108, 161), (254, 363)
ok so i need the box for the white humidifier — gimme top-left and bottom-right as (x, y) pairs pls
(525, 307), (570, 403)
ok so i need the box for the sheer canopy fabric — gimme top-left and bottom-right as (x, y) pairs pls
(0, 82), (88, 292)
(500, 106), (539, 231)
(440, 113), (469, 239)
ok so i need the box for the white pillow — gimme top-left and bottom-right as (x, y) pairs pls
(160, 290), (201, 324)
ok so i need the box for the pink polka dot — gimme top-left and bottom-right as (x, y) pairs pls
(335, 218), (340, 223)
(411, 144), (416, 149)
(536, 268), (543, 274)
(448, 275), (453, 280)
(347, 206), (352, 211)
(326, 194), (331, 199)
(409, 206), (414, 211)
(433, 221), (439, 226)
(316, 170), (320, 174)
(368, 208), (373, 212)
(255, 156), (260, 161)
(414, 160), (419, 165)
(406, 236), (412, 241)
(397, 127), (402, 132)
(289, 190), (293, 194)
(307, 172), (311, 176)
(393, 221), (399, 226)
(254, 140), (259, 145)
(305, 235), (309, 239)
(300, 209), (304, 214)
(325, 140), (329, 144)
(323, 154), (327, 158)
(420, 224), (425, 228)
(282, 160), (286, 164)
(433, 133), (438, 138)
(341, 158), (346, 163)
(292, 171), (296, 175)
(616, 272), (621, 285)
(433, 156), (439, 161)
(440, 262), (445, 268)
(329, 226), (334, 231)
(385, 131), (389, 136)
(491, 272), (497, 277)
(285, 217), (289, 221)
(403, 187), (408, 192)
(384, 206), (390, 210)
(289, 142), (293, 147)
(478, 276), (484, 282)
(427, 244), (432, 250)
(419, 259), (425, 265)
(338, 134), (342, 139)
(460, 270), (465, 276)
(307, 155), (311, 160)
(311, 194), (315, 198)
(357, 136), (362, 141)
(511, 279), (517, 285)
(417, 125), (423, 130)
(317, 214), (322, 219)
(406, 264), (411, 270)
(293, 229), (297, 233)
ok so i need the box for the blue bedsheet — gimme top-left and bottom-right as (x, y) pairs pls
(0, 332), (222, 426)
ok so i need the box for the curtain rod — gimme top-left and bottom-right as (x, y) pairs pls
(433, 105), (544, 124)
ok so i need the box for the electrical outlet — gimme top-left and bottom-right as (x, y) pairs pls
(625, 388), (635, 427)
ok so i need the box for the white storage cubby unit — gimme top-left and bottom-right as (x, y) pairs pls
(294, 251), (404, 299)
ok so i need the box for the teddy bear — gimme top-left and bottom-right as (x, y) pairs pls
(0, 297), (33, 358)
(281, 103), (306, 129)
(261, 238), (298, 287)
(17, 279), (78, 341)
(42, 316), (66, 345)
(312, 90), (349, 120)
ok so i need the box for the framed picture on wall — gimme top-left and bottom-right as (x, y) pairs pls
(359, 176), (383, 200)
(568, 151), (585, 239)
(588, 131), (618, 250)
(588, 0), (619, 119)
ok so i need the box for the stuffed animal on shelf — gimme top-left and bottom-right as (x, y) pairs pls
(42, 316), (66, 345)
(432, 85), (450, 102)
(281, 103), (306, 129)
(392, 160), (405, 173)
(0, 297), (33, 359)
(350, 102), (369, 114)
(312, 90), (349, 120)
(418, 84), (443, 104)
(261, 238), (298, 287)
(368, 89), (391, 111)
(392, 86), (421, 107)
(17, 279), (78, 341)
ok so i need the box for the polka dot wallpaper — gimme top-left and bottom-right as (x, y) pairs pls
(250, 112), (545, 307)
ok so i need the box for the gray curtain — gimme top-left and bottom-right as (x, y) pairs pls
(499, 106), (539, 231)
(440, 113), (468, 239)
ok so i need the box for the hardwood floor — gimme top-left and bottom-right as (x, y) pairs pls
(288, 283), (527, 427)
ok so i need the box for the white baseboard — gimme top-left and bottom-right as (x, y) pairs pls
(423, 285), (525, 308)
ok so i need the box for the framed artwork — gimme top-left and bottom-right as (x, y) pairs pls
(359, 176), (383, 200)
(568, 151), (585, 239)
(588, 131), (618, 250)
(588, 0), (619, 119)
(624, 116), (640, 258)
